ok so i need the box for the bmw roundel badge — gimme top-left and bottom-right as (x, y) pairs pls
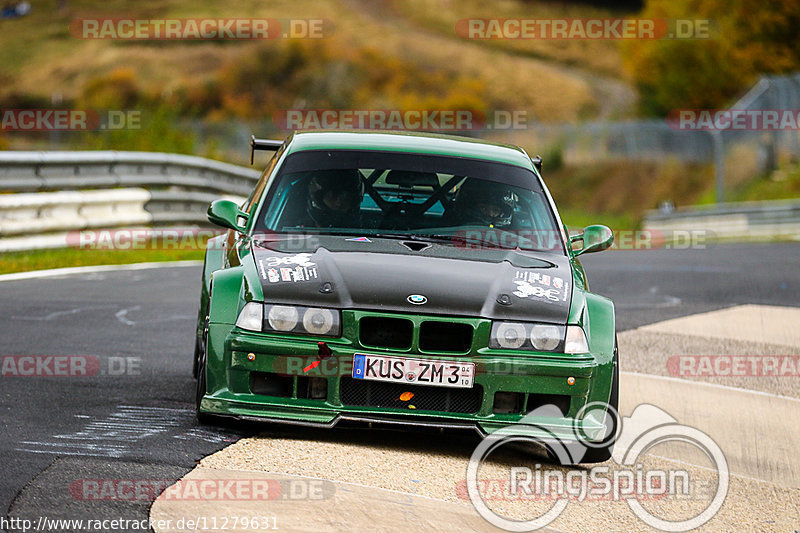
(407, 294), (427, 305)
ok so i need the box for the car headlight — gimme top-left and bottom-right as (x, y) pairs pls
(530, 324), (561, 351)
(235, 301), (263, 332)
(267, 305), (299, 331)
(495, 322), (527, 349)
(259, 304), (341, 337)
(564, 325), (589, 354)
(302, 307), (336, 335)
(489, 321), (571, 352)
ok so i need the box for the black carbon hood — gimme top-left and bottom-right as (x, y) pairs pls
(250, 236), (572, 323)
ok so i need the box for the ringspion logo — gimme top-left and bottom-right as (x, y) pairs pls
(466, 404), (729, 531)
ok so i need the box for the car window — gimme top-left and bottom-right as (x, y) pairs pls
(255, 150), (564, 254)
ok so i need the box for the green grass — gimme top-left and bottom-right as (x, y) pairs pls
(691, 160), (800, 206)
(733, 164), (800, 202)
(0, 247), (203, 275)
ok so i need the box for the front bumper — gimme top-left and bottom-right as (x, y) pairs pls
(201, 318), (614, 443)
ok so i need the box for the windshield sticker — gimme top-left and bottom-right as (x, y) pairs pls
(346, 237), (372, 242)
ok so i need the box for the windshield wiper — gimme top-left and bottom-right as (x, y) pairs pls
(372, 233), (454, 244)
(429, 232), (546, 251)
(373, 232), (518, 248)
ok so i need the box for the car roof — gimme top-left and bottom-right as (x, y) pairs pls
(283, 130), (536, 170)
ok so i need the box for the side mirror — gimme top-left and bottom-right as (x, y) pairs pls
(531, 155), (543, 173)
(207, 199), (247, 232)
(571, 224), (613, 256)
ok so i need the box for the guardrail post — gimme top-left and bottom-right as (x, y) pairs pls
(712, 130), (724, 204)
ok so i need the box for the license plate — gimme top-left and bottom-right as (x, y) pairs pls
(352, 353), (475, 388)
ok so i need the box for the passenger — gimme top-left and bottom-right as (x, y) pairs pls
(449, 178), (517, 228)
(303, 169), (364, 228)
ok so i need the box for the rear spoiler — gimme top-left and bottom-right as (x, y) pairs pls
(250, 135), (283, 165)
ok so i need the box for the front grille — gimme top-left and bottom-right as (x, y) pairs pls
(419, 321), (473, 353)
(340, 377), (482, 414)
(360, 317), (413, 349)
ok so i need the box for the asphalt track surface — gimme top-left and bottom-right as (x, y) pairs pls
(1, 242), (799, 532)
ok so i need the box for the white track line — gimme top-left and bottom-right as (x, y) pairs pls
(0, 260), (202, 282)
(622, 371), (800, 403)
(201, 467), (472, 506)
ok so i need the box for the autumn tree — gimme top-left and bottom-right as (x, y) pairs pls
(622, 0), (800, 115)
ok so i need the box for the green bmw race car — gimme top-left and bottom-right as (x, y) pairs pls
(194, 130), (618, 463)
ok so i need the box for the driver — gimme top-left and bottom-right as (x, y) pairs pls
(449, 178), (517, 228)
(304, 169), (364, 228)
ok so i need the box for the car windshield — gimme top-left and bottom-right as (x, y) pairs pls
(254, 150), (565, 254)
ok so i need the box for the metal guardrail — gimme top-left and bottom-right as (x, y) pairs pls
(0, 150), (260, 195)
(0, 188), (152, 236)
(2, 149), (797, 252)
(0, 150), (256, 252)
(644, 199), (800, 240)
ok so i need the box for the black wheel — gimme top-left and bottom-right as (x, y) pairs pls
(195, 315), (213, 425)
(192, 335), (201, 379)
(192, 291), (211, 379)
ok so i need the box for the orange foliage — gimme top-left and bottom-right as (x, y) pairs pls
(622, 0), (800, 115)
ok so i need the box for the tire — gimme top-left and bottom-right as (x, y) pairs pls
(192, 292), (211, 379)
(192, 335), (201, 379)
(195, 315), (214, 425)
